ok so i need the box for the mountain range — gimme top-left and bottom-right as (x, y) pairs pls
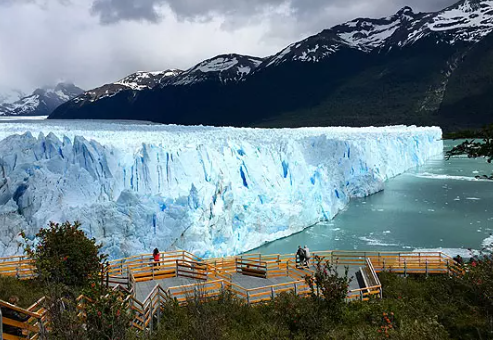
(0, 83), (84, 116)
(50, 0), (493, 131)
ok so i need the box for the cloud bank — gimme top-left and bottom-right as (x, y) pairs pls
(0, 0), (456, 93)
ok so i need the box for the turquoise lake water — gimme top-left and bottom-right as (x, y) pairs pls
(249, 140), (493, 258)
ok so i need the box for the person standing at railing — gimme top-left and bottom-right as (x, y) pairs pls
(1, 296), (30, 337)
(296, 246), (305, 269)
(304, 245), (311, 267)
(153, 248), (160, 267)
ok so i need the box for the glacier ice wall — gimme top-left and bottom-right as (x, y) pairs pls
(0, 121), (443, 258)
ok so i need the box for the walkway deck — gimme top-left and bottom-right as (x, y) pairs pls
(1, 249), (463, 338)
(135, 277), (212, 302)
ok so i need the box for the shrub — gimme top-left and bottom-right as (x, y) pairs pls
(305, 255), (351, 316)
(82, 280), (132, 340)
(22, 221), (105, 287)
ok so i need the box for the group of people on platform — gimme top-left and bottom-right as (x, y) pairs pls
(296, 245), (311, 268)
(150, 247), (312, 269)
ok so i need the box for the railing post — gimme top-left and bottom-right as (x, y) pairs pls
(446, 259), (450, 276)
(294, 282), (297, 295)
(246, 291), (250, 304)
(383, 258), (386, 271)
(1, 305), (3, 339)
(106, 263), (110, 288)
(404, 260), (407, 277)
(149, 296), (153, 333)
(271, 287), (275, 300)
(360, 290), (363, 301)
(39, 318), (48, 340)
(425, 260), (429, 278)
(157, 297), (161, 325)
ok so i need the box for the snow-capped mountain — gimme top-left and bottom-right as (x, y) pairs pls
(0, 83), (83, 116)
(171, 54), (264, 85)
(73, 70), (181, 104)
(51, 0), (493, 131)
(261, 0), (493, 67)
(402, 0), (493, 45)
(262, 7), (426, 67)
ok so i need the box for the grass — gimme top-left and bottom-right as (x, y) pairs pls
(0, 276), (45, 308)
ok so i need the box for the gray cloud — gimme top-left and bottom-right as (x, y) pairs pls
(0, 0), (457, 94)
(90, 0), (456, 25)
(91, 0), (161, 24)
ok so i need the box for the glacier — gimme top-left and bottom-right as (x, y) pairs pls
(0, 121), (443, 259)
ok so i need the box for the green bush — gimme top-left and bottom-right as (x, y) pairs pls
(305, 255), (351, 317)
(22, 221), (106, 287)
(83, 281), (132, 340)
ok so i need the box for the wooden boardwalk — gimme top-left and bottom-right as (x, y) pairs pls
(1, 249), (463, 338)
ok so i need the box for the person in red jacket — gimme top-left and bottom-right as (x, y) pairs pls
(153, 248), (160, 266)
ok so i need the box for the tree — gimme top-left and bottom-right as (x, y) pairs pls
(304, 255), (351, 316)
(22, 221), (106, 287)
(446, 124), (493, 179)
(82, 282), (132, 340)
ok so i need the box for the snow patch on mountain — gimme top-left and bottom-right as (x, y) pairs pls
(114, 70), (181, 90)
(406, 0), (493, 44)
(172, 54), (263, 85)
(72, 70), (182, 104)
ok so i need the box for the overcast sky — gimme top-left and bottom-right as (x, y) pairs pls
(0, 0), (456, 93)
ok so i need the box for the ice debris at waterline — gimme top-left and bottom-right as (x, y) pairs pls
(0, 122), (443, 259)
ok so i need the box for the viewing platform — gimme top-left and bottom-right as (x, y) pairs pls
(1, 249), (463, 337)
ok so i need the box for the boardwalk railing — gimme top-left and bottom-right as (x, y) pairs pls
(0, 297), (48, 340)
(0, 256), (35, 280)
(2, 249), (467, 339)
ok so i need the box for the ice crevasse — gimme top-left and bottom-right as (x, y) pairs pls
(0, 121), (443, 259)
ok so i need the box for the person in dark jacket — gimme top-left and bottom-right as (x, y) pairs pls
(296, 245), (306, 268)
(1, 296), (29, 336)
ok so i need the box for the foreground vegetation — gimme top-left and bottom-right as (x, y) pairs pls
(446, 123), (492, 180)
(2, 222), (493, 340)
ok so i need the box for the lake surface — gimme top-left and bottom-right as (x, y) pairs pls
(249, 140), (493, 258)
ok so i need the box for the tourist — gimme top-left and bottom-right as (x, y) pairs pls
(153, 248), (160, 266)
(453, 255), (464, 266)
(0, 296), (29, 336)
(304, 245), (311, 267)
(296, 245), (305, 268)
